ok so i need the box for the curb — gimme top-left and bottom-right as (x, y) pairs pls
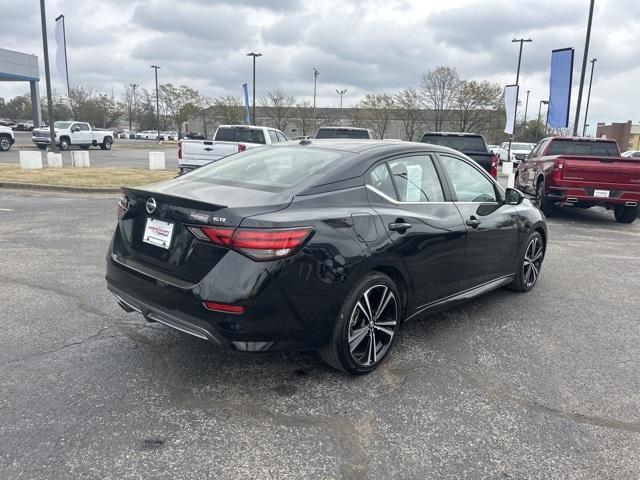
(0, 181), (120, 194)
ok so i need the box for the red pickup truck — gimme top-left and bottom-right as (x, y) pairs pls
(515, 137), (640, 223)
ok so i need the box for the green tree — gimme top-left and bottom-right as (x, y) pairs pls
(159, 84), (199, 134)
(454, 80), (502, 133)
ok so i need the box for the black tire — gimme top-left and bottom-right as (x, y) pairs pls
(79, 144), (90, 150)
(0, 135), (11, 152)
(37, 144), (47, 150)
(59, 138), (70, 151)
(508, 231), (545, 292)
(100, 137), (112, 150)
(319, 272), (401, 375)
(614, 205), (638, 224)
(534, 180), (554, 215)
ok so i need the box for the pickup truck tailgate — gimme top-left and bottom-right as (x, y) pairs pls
(181, 140), (239, 164)
(562, 156), (640, 187)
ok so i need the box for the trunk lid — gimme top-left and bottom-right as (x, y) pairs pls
(113, 178), (293, 284)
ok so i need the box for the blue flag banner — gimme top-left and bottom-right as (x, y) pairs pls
(548, 48), (574, 129)
(242, 83), (251, 124)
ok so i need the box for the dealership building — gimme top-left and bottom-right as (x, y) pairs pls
(0, 47), (41, 126)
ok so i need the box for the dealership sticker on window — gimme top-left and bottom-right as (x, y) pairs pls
(405, 164), (423, 201)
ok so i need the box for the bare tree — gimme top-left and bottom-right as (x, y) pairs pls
(351, 93), (395, 139)
(213, 95), (244, 126)
(455, 80), (502, 132)
(394, 87), (425, 141)
(294, 100), (314, 136)
(68, 85), (94, 120)
(121, 85), (138, 131)
(259, 89), (296, 131)
(159, 84), (199, 135)
(419, 66), (460, 131)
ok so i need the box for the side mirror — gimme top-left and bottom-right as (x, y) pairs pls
(505, 187), (525, 205)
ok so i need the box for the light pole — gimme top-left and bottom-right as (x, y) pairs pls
(246, 52), (262, 124)
(582, 58), (597, 136)
(573, 0), (595, 135)
(521, 90), (530, 136)
(536, 100), (549, 141)
(336, 88), (347, 109)
(39, 0), (56, 151)
(507, 38), (532, 161)
(99, 94), (107, 128)
(150, 65), (160, 141)
(313, 68), (319, 130)
(129, 83), (138, 131)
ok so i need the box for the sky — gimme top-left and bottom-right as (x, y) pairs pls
(1, 0), (638, 134)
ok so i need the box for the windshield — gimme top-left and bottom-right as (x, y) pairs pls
(547, 140), (619, 157)
(315, 128), (370, 139)
(54, 122), (72, 129)
(511, 143), (534, 151)
(214, 127), (266, 144)
(185, 146), (347, 191)
(421, 134), (487, 152)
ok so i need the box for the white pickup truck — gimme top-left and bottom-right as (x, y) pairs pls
(32, 121), (114, 151)
(178, 125), (288, 173)
(0, 125), (15, 152)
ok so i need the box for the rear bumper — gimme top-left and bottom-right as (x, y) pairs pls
(547, 186), (640, 206)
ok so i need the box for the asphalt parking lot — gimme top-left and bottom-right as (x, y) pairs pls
(1, 189), (639, 479)
(2, 132), (178, 169)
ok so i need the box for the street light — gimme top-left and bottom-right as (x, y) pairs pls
(313, 68), (319, 130)
(582, 58), (597, 136)
(536, 100), (549, 141)
(336, 89), (347, 109)
(150, 65), (160, 141)
(246, 52), (262, 124)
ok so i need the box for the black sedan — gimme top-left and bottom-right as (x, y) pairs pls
(106, 140), (547, 374)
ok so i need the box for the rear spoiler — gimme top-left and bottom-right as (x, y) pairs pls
(121, 187), (228, 212)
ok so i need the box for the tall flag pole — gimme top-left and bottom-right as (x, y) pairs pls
(54, 14), (70, 99)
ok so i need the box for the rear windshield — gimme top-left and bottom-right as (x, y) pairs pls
(54, 122), (72, 129)
(511, 143), (534, 151)
(315, 128), (370, 139)
(214, 127), (266, 144)
(547, 140), (619, 157)
(185, 146), (347, 191)
(421, 134), (487, 152)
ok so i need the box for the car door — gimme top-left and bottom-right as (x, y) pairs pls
(76, 123), (93, 144)
(365, 153), (467, 307)
(437, 153), (520, 291)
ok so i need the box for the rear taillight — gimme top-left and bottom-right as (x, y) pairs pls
(551, 158), (564, 184)
(490, 154), (499, 179)
(188, 226), (313, 260)
(178, 140), (182, 160)
(237, 143), (247, 152)
(203, 301), (245, 314)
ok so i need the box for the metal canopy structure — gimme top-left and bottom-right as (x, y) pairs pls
(0, 48), (42, 126)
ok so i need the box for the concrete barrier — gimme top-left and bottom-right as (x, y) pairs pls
(19, 151), (43, 170)
(46, 152), (63, 168)
(149, 152), (165, 170)
(71, 151), (90, 167)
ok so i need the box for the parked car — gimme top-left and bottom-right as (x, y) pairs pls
(314, 127), (376, 139)
(178, 125), (288, 173)
(135, 130), (159, 140)
(159, 131), (178, 141)
(621, 150), (640, 158)
(15, 120), (34, 131)
(32, 121), (114, 151)
(497, 142), (536, 167)
(107, 140), (547, 374)
(516, 136), (640, 223)
(292, 135), (312, 141)
(0, 125), (16, 152)
(182, 132), (206, 140)
(0, 119), (17, 129)
(420, 132), (499, 178)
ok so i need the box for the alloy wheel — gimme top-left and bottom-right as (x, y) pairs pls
(347, 284), (398, 367)
(523, 236), (543, 288)
(0, 137), (9, 151)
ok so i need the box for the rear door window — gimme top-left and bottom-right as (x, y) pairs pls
(215, 127), (266, 144)
(368, 164), (397, 199)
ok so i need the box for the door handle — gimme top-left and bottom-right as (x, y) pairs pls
(465, 217), (481, 229)
(389, 222), (412, 232)
(204, 147), (213, 151)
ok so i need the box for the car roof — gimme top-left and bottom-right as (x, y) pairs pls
(422, 131), (483, 137)
(316, 126), (371, 131)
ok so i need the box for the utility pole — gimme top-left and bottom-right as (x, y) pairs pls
(536, 100), (549, 142)
(508, 37), (532, 161)
(246, 52), (262, 124)
(521, 90), (530, 136)
(582, 58), (597, 136)
(573, 0), (595, 136)
(150, 65), (160, 142)
(39, 0), (56, 151)
(313, 68), (319, 131)
(129, 83), (138, 131)
(336, 88), (347, 109)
